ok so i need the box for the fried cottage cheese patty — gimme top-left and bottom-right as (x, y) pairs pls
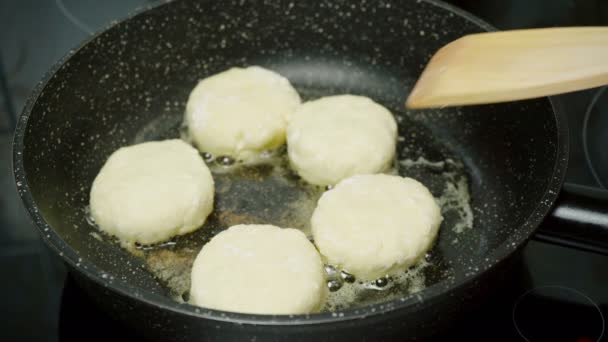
(190, 224), (327, 314)
(90, 139), (214, 244)
(311, 174), (443, 280)
(287, 95), (397, 186)
(186, 66), (301, 159)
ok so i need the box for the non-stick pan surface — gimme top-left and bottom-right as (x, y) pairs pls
(13, 0), (568, 340)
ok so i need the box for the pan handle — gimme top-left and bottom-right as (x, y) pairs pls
(534, 182), (608, 255)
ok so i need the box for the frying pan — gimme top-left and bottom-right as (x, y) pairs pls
(12, 0), (607, 340)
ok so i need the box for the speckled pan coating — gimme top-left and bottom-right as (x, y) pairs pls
(12, 0), (568, 340)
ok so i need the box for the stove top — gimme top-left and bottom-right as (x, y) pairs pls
(1, 1), (608, 341)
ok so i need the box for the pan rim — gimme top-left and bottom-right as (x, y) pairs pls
(12, 0), (569, 326)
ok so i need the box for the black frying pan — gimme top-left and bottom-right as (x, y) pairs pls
(13, 0), (604, 340)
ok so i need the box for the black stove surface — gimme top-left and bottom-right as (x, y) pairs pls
(1, 1), (608, 342)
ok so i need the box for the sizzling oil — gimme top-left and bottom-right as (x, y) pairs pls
(84, 70), (476, 312)
(86, 122), (473, 311)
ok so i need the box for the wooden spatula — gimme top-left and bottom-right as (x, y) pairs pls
(406, 27), (608, 109)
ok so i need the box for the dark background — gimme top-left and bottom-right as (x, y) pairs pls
(1, 1), (607, 341)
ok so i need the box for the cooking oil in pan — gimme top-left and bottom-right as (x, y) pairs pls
(85, 140), (473, 311)
(322, 259), (430, 312)
(84, 110), (474, 311)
